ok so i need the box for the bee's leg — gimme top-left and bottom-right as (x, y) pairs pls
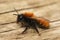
(21, 22), (25, 27)
(18, 24), (28, 35)
(33, 26), (40, 36)
(21, 27), (28, 34)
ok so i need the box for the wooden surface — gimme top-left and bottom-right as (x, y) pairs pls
(0, 0), (60, 40)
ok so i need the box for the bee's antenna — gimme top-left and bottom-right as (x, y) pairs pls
(13, 7), (19, 15)
(14, 8), (19, 14)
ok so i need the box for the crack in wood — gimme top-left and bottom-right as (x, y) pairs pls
(0, 2), (57, 15)
(0, 20), (60, 34)
(41, 26), (60, 34)
(0, 23), (59, 34)
(0, 18), (60, 25)
(0, 21), (16, 25)
(0, 29), (17, 33)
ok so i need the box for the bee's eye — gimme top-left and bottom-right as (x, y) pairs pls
(19, 15), (24, 20)
(20, 16), (23, 18)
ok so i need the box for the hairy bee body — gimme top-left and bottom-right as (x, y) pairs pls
(16, 12), (49, 35)
(17, 14), (38, 28)
(36, 18), (49, 29)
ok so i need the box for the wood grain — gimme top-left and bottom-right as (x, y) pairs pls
(0, 0), (60, 40)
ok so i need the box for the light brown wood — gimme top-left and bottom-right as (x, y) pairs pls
(0, 0), (60, 40)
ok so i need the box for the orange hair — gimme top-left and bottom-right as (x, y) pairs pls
(23, 12), (34, 17)
(37, 18), (49, 28)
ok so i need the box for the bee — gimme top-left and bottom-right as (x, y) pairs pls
(15, 12), (49, 35)
(13, 8), (49, 35)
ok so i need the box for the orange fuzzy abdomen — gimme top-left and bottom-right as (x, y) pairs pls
(37, 18), (49, 28)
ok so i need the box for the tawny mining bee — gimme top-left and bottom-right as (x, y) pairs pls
(13, 8), (49, 35)
(14, 12), (49, 35)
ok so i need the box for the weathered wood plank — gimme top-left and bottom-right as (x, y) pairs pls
(0, 12), (16, 24)
(0, 22), (60, 40)
(0, 2), (60, 24)
(0, 0), (60, 40)
(0, 0), (58, 14)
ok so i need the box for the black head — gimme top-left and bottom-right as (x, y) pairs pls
(17, 14), (24, 23)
